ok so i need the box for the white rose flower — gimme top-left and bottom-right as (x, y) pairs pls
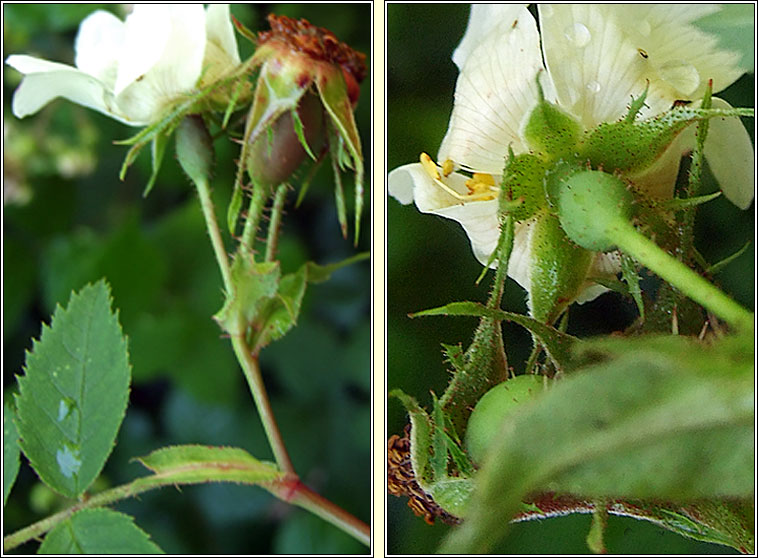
(6, 4), (240, 126)
(389, 4), (753, 309)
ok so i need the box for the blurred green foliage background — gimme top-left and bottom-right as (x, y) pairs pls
(387, 4), (753, 554)
(4, 3), (370, 554)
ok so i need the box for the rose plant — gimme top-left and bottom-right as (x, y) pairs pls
(388, 4), (754, 554)
(4, 4), (370, 554)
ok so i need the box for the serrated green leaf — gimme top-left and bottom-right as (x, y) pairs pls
(15, 280), (130, 499)
(441, 334), (753, 554)
(38, 508), (163, 554)
(411, 301), (578, 371)
(4, 403), (20, 505)
(136, 444), (282, 485)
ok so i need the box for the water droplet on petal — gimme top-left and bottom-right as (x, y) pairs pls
(56, 445), (81, 479)
(658, 60), (700, 95)
(564, 23), (591, 48)
(586, 80), (601, 94)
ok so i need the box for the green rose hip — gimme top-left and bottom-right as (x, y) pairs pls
(465, 375), (548, 465)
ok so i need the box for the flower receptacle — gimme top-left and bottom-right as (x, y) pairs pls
(555, 169), (634, 252)
(246, 92), (324, 188)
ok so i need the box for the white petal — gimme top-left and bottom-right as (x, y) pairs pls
(387, 163), (418, 205)
(575, 252), (620, 304)
(114, 5), (172, 95)
(6, 54), (76, 75)
(158, 4), (207, 89)
(541, 4), (745, 128)
(113, 5), (207, 122)
(111, 82), (174, 125)
(206, 4), (240, 65)
(629, 126), (695, 200)
(388, 163), (472, 211)
(389, 163), (621, 303)
(703, 98), (755, 209)
(74, 10), (125, 86)
(9, 69), (137, 124)
(452, 4), (528, 70)
(435, 199), (500, 268)
(540, 4), (645, 127)
(388, 163), (500, 267)
(438, 6), (545, 174)
(504, 218), (537, 291)
(626, 5), (744, 99)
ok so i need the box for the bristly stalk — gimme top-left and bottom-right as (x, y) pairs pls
(439, 169), (516, 433)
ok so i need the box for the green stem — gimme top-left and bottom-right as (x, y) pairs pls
(610, 219), (753, 332)
(187, 133), (366, 549)
(193, 174), (293, 473)
(3, 477), (160, 552)
(286, 482), (371, 547)
(4, 466), (370, 551)
(194, 176), (233, 293)
(231, 338), (295, 474)
(241, 183), (267, 255)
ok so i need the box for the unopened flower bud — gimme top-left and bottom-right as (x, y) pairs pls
(176, 115), (214, 185)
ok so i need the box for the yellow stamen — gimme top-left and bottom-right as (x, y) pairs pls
(418, 153), (497, 203)
(441, 158), (454, 177)
(419, 152), (441, 181)
(465, 173), (497, 201)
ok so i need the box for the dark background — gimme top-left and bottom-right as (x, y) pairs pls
(4, 3), (371, 554)
(387, 4), (753, 554)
